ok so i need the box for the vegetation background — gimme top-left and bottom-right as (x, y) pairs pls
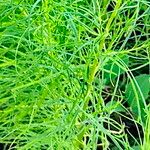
(0, 0), (150, 149)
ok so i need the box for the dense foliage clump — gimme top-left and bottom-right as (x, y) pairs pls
(0, 0), (150, 149)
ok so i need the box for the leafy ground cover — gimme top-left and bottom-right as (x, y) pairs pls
(0, 0), (150, 149)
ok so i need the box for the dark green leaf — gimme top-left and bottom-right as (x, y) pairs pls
(125, 74), (150, 122)
(104, 54), (129, 84)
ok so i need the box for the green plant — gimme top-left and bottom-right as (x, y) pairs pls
(0, 0), (150, 149)
(125, 74), (150, 123)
